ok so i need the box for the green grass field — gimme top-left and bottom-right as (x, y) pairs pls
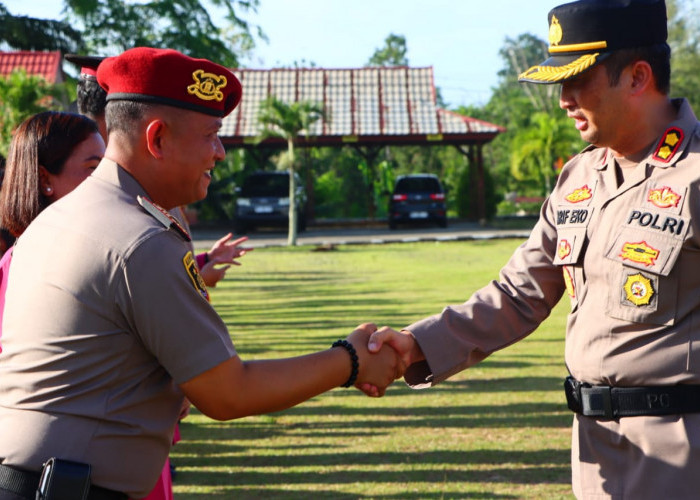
(174, 239), (575, 499)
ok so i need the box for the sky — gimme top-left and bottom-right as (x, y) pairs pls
(2, 0), (570, 107)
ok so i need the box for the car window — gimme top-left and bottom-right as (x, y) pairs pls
(394, 177), (442, 193)
(241, 175), (289, 197)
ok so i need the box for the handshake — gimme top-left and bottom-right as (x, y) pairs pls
(342, 323), (425, 397)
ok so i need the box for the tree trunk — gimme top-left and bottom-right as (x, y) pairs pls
(287, 139), (297, 246)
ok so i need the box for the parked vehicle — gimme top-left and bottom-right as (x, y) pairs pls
(234, 171), (307, 233)
(388, 174), (447, 229)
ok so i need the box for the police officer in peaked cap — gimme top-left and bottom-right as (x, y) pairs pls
(367, 1), (700, 498)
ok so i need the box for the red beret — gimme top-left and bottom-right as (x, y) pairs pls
(96, 47), (242, 117)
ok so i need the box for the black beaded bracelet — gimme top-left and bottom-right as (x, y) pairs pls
(332, 339), (359, 388)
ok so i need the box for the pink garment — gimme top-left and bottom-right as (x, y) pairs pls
(135, 423), (181, 500)
(0, 246), (14, 351)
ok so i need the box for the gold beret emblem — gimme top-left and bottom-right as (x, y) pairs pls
(549, 15), (563, 46)
(187, 69), (227, 102)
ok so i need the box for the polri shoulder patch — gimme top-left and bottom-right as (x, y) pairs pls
(137, 196), (191, 242)
(183, 250), (210, 302)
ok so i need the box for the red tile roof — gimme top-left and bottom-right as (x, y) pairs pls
(0, 51), (64, 83)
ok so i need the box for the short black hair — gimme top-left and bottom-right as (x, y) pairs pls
(602, 43), (671, 95)
(76, 77), (108, 120)
(104, 100), (150, 136)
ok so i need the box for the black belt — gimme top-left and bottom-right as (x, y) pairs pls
(0, 464), (126, 500)
(565, 376), (700, 419)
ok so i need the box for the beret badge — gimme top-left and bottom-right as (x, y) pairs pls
(187, 69), (228, 102)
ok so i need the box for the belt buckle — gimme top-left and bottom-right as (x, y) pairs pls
(581, 385), (614, 419)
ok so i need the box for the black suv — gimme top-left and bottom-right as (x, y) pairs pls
(234, 171), (307, 233)
(388, 174), (447, 229)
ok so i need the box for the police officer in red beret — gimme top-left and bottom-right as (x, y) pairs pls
(368, 1), (700, 498)
(0, 47), (402, 499)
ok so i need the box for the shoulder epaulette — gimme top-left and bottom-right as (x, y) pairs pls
(137, 196), (191, 242)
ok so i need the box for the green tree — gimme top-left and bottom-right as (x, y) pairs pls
(0, 69), (64, 157)
(0, 3), (85, 53)
(668, 0), (700, 111)
(510, 112), (580, 196)
(367, 33), (408, 67)
(257, 97), (324, 246)
(63, 0), (262, 67)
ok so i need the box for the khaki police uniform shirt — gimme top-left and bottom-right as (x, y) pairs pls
(404, 99), (700, 499)
(0, 160), (236, 498)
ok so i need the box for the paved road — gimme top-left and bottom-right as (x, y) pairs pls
(191, 220), (533, 249)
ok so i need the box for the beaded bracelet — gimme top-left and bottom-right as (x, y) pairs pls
(332, 339), (359, 388)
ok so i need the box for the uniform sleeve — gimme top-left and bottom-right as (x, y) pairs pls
(405, 196), (566, 388)
(118, 232), (236, 384)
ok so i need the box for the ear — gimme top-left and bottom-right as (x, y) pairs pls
(38, 165), (54, 197)
(145, 119), (168, 159)
(629, 60), (654, 96)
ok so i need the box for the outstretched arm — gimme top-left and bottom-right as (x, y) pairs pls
(180, 323), (404, 420)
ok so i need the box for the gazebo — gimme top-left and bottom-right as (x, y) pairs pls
(220, 66), (504, 222)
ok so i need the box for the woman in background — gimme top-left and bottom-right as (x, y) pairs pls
(0, 111), (105, 339)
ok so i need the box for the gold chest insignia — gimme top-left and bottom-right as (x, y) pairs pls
(183, 250), (210, 302)
(648, 186), (681, 209)
(623, 273), (654, 306)
(653, 127), (683, 162)
(563, 266), (575, 298)
(619, 241), (660, 267)
(565, 185), (592, 203)
(549, 15), (563, 46)
(558, 239), (572, 260)
(187, 69), (228, 102)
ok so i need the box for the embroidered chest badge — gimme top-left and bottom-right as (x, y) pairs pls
(565, 185), (592, 203)
(619, 241), (660, 267)
(653, 127), (684, 162)
(563, 266), (575, 298)
(183, 251), (210, 302)
(558, 239), (572, 260)
(623, 273), (655, 306)
(648, 186), (681, 209)
(187, 69), (227, 102)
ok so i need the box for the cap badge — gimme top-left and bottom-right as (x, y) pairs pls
(549, 15), (563, 46)
(187, 69), (228, 102)
(623, 273), (654, 307)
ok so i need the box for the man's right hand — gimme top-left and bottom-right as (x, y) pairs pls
(368, 327), (425, 370)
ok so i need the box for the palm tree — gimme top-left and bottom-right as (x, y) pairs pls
(510, 112), (581, 196)
(257, 97), (324, 246)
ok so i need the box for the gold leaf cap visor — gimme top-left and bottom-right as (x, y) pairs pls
(519, 0), (668, 84)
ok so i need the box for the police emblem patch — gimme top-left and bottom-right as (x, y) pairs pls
(565, 185), (593, 203)
(653, 127), (683, 162)
(623, 273), (654, 306)
(619, 241), (660, 267)
(648, 186), (681, 209)
(183, 250), (210, 302)
(187, 69), (228, 102)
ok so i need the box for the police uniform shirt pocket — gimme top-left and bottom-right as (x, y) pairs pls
(605, 228), (682, 325)
(553, 227), (588, 265)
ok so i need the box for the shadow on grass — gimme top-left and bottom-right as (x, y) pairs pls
(173, 448), (569, 498)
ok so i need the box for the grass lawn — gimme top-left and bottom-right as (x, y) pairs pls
(174, 239), (574, 499)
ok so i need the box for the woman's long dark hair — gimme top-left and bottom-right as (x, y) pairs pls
(0, 111), (98, 237)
